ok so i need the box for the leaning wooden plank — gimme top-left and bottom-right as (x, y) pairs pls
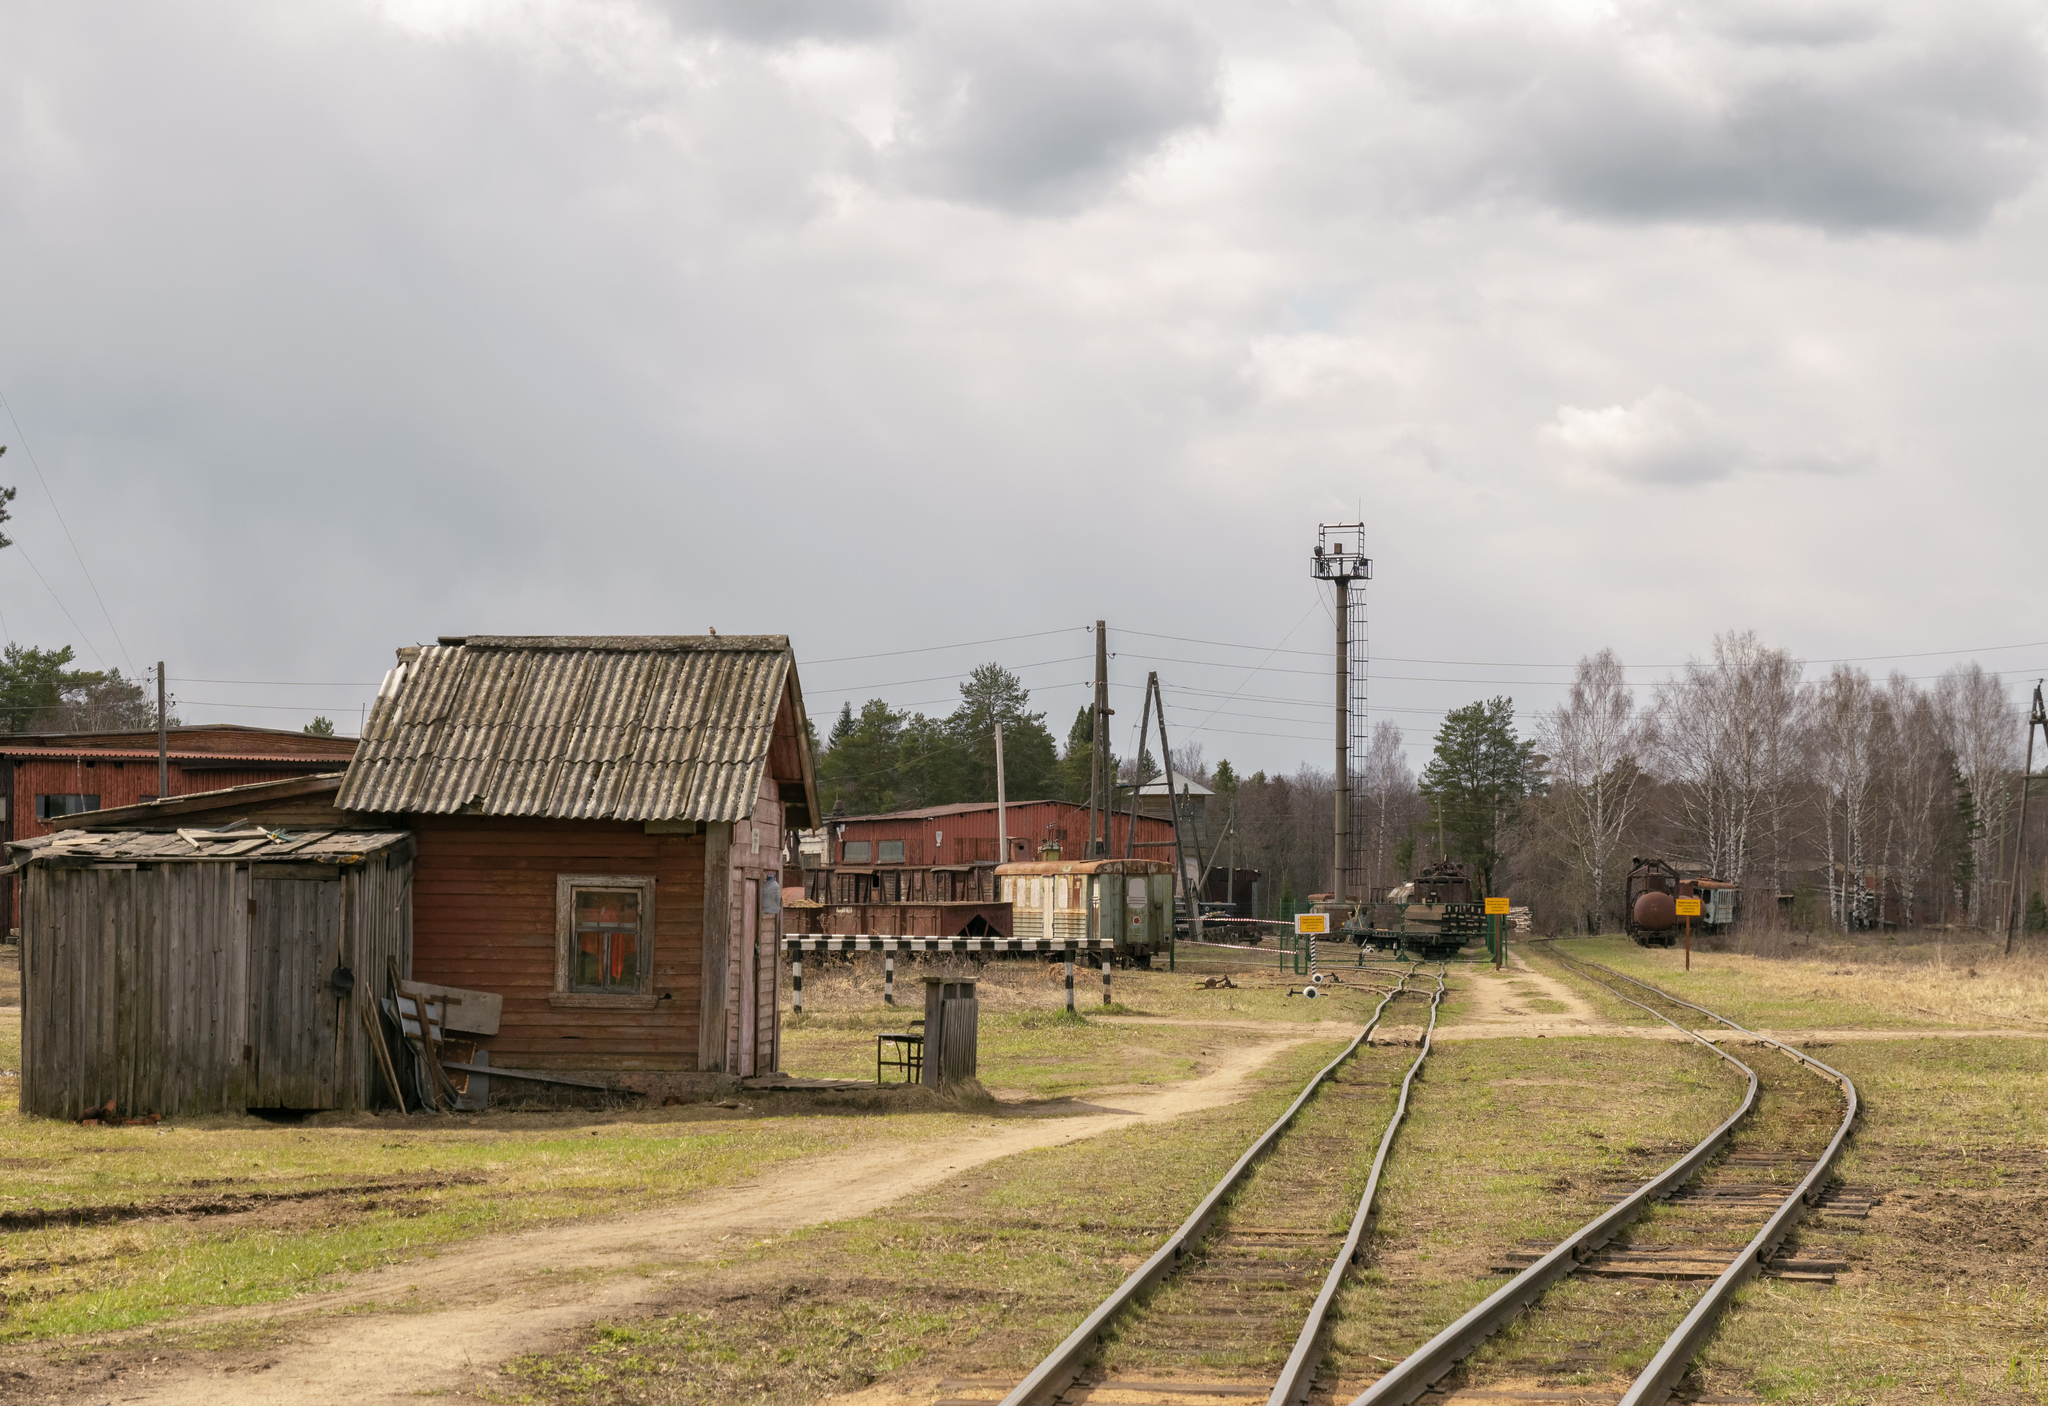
(360, 997), (408, 1114)
(439, 1061), (620, 1092)
(397, 980), (502, 1036)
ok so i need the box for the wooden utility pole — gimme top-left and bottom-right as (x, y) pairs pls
(2004, 681), (2047, 955)
(995, 719), (1008, 868)
(1124, 678), (1153, 858)
(1150, 672), (1198, 941)
(1092, 620), (1111, 855)
(156, 661), (168, 798)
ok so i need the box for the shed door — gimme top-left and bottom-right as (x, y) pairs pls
(248, 875), (343, 1109)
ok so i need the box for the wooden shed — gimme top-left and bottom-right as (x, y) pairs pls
(335, 634), (819, 1089)
(4, 826), (412, 1119)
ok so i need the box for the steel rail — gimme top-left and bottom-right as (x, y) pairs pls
(997, 968), (1423, 1406)
(1346, 948), (1764, 1406)
(1266, 966), (1447, 1406)
(1561, 956), (1861, 1406)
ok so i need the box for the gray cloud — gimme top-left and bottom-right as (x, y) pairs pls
(1363, 0), (2048, 232)
(888, 2), (1221, 214)
(657, 0), (903, 44)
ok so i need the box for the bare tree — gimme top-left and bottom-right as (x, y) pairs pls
(1878, 674), (1946, 926)
(1653, 630), (1803, 886)
(1807, 665), (1883, 931)
(1357, 719), (1419, 893)
(1935, 662), (2020, 923)
(1536, 649), (1650, 931)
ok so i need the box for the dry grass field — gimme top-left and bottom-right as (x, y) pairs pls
(0, 934), (2041, 1405)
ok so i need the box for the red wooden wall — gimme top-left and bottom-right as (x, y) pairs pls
(409, 816), (707, 1071)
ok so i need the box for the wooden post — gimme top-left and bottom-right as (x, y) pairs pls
(1102, 952), (1112, 1006)
(2005, 682), (2046, 956)
(1064, 951), (1075, 1013)
(995, 720), (1008, 868)
(156, 661), (168, 798)
(792, 946), (803, 1013)
(1125, 682), (1153, 858)
(1685, 915), (1691, 972)
(884, 951), (895, 1005)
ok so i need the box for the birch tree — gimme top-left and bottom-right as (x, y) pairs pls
(1536, 649), (1650, 930)
(1878, 674), (1947, 925)
(1807, 666), (1882, 930)
(1358, 720), (1420, 893)
(1653, 630), (1802, 883)
(1935, 662), (2020, 923)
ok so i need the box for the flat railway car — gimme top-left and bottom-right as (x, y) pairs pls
(1361, 858), (1486, 958)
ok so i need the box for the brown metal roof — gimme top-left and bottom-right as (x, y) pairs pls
(334, 635), (818, 824)
(1, 748), (344, 763)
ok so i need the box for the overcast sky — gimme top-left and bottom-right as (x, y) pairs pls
(2, 0), (2045, 774)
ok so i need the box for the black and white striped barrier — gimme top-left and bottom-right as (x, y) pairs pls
(784, 935), (1121, 1013)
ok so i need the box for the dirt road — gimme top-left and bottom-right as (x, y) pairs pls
(19, 1033), (1330, 1406)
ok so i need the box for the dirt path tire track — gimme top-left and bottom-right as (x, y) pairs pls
(8, 1033), (1334, 1406)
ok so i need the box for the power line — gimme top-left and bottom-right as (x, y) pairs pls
(804, 627), (1083, 667)
(3, 540), (112, 669)
(802, 654), (1090, 697)
(0, 389), (135, 678)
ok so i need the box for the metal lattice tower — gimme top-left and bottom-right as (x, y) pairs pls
(1310, 524), (1373, 908)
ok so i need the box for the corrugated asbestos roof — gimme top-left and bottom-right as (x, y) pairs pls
(334, 635), (816, 824)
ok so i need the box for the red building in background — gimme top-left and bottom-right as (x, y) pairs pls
(824, 799), (1176, 866)
(1, 724), (359, 928)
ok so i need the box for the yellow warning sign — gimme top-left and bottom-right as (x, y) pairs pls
(1675, 897), (1703, 917)
(1483, 896), (1510, 916)
(1294, 913), (1329, 935)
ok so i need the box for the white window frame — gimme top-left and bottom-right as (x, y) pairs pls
(553, 873), (658, 1010)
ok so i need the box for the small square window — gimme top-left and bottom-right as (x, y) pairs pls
(555, 875), (655, 1001)
(877, 839), (905, 864)
(842, 840), (872, 864)
(572, 888), (642, 993)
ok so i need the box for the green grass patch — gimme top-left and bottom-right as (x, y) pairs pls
(1327, 1036), (1747, 1382)
(1695, 1038), (2048, 1404)
(0, 1103), (974, 1340)
(505, 1039), (1355, 1405)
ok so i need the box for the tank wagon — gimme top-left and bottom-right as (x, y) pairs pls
(997, 858), (1176, 966)
(1361, 858), (1486, 958)
(1624, 857), (1739, 945)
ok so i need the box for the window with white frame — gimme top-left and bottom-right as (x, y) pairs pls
(556, 875), (656, 997)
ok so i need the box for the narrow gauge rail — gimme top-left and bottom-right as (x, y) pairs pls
(976, 963), (1448, 1406)
(1345, 947), (1858, 1406)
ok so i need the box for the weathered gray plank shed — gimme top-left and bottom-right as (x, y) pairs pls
(4, 827), (413, 1119)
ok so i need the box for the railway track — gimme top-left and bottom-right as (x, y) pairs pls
(1342, 947), (1859, 1406)
(938, 962), (1448, 1406)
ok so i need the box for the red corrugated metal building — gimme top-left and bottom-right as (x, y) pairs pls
(826, 799), (1176, 866)
(1, 724), (360, 929)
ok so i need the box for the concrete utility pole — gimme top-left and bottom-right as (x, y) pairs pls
(1092, 620), (1111, 856)
(1310, 526), (1372, 909)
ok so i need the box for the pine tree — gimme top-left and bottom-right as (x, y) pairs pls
(1417, 696), (1540, 894)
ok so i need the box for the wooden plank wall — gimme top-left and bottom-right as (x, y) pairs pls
(409, 817), (704, 1071)
(723, 776), (784, 1076)
(19, 855), (411, 1119)
(698, 822), (731, 1072)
